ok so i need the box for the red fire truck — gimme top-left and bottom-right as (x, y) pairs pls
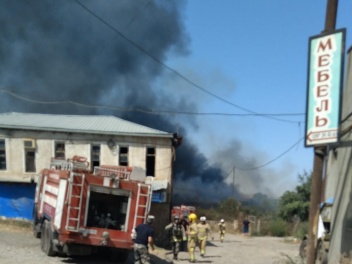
(171, 204), (196, 219)
(32, 156), (153, 261)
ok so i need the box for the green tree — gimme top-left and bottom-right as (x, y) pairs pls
(217, 198), (239, 218)
(278, 171), (311, 222)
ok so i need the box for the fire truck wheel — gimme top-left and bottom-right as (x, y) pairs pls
(299, 238), (307, 259)
(41, 220), (56, 256)
(316, 241), (328, 264)
(33, 223), (41, 239)
(32, 214), (41, 238)
(109, 248), (130, 262)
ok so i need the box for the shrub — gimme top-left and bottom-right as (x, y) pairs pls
(293, 221), (309, 240)
(269, 219), (290, 237)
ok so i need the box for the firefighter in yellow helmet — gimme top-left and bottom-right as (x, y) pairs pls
(187, 213), (198, 263)
(197, 216), (212, 257)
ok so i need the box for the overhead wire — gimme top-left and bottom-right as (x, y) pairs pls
(234, 137), (304, 171)
(72, 0), (301, 124)
(1, 87), (307, 171)
(0, 88), (305, 119)
(1, 1), (308, 172)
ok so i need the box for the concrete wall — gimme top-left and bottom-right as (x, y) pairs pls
(327, 46), (352, 263)
(0, 129), (173, 183)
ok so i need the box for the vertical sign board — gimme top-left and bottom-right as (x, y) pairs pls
(305, 29), (345, 147)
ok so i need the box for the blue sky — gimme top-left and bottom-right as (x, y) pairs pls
(166, 1), (352, 197)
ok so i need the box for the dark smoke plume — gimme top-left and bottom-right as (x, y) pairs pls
(0, 0), (239, 204)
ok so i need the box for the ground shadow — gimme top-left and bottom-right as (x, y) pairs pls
(60, 251), (172, 264)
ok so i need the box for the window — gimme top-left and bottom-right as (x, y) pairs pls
(119, 146), (128, 166)
(55, 142), (65, 159)
(0, 139), (6, 170)
(91, 144), (101, 169)
(146, 147), (155, 177)
(24, 139), (36, 172)
(25, 150), (36, 172)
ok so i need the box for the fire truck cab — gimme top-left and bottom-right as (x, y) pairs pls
(33, 156), (152, 261)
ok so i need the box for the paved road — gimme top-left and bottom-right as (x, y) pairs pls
(0, 228), (302, 264)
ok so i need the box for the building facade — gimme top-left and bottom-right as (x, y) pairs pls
(0, 112), (179, 245)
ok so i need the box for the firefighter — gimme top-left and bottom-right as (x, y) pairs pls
(218, 219), (226, 242)
(197, 216), (212, 257)
(180, 214), (189, 251)
(165, 215), (186, 260)
(131, 215), (155, 264)
(187, 213), (198, 263)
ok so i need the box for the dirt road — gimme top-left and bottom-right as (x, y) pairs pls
(0, 225), (302, 264)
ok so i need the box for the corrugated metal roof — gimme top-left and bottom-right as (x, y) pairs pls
(0, 112), (172, 137)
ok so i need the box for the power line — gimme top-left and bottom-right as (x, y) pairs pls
(124, 1), (152, 28)
(72, 0), (300, 124)
(0, 88), (304, 120)
(235, 137), (304, 171)
(2, 88), (306, 172)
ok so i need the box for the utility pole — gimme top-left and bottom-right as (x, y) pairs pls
(233, 166), (235, 200)
(306, 1), (338, 264)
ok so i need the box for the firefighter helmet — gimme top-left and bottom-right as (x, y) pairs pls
(220, 219), (225, 223)
(174, 215), (180, 220)
(200, 216), (206, 221)
(147, 215), (155, 224)
(188, 213), (197, 222)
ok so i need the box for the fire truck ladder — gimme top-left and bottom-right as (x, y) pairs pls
(66, 173), (85, 231)
(133, 182), (152, 228)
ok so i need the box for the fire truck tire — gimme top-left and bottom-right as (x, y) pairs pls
(33, 223), (41, 239)
(299, 238), (307, 259)
(32, 215), (41, 239)
(41, 220), (56, 256)
(109, 248), (130, 262)
(316, 241), (328, 264)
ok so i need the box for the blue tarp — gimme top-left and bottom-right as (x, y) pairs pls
(0, 183), (36, 220)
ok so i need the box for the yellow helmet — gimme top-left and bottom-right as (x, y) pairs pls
(188, 213), (197, 222)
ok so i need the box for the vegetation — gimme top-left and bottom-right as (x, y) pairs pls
(292, 221), (309, 240)
(278, 172), (311, 222)
(0, 218), (32, 231)
(268, 218), (290, 237)
(194, 172), (313, 239)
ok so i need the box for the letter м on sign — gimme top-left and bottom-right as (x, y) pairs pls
(305, 29), (346, 147)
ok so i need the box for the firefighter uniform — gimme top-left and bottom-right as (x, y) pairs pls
(197, 216), (212, 257)
(165, 215), (186, 260)
(187, 213), (198, 263)
(218, 219), (226, 242)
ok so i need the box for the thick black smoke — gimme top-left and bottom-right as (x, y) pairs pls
(0, 0), (237, 204)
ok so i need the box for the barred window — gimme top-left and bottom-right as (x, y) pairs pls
(91, 144), (101, 169)
(25, 150), (36, 172)
(55, 142), (65, 159)
(0, 139), (6, 170)
(119, 146), (128, 166)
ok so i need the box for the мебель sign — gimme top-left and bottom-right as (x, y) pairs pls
(305, 29), (345, 147)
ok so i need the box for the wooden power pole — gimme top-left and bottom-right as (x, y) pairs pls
(306, 1), (338, 264)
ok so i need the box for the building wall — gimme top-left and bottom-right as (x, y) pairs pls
(0, 129), (173, 183)
(0, 127), (175, 245)
(149, 202), (172, 247)
(327, 46), (352, 263)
